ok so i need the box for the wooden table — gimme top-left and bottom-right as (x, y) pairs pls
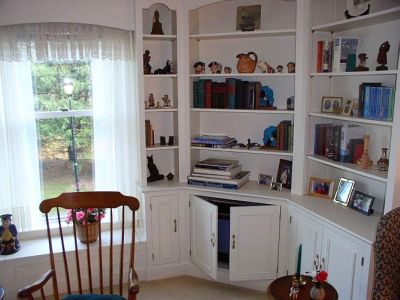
(267, 275), (338, 300)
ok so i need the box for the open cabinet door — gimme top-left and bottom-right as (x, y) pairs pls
(190, 195), (218, 280)
(229, 205), (280, 281)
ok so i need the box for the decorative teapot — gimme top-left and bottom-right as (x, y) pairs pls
(236, 51), (258, 73)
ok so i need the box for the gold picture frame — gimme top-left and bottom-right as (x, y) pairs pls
(321, 96), (343, 114)
(308, 177), (335, 199)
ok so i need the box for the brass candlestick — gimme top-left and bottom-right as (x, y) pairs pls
(357, 135), (373, 169)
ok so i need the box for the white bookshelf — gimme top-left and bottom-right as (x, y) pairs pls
(309, 112), (393, 127)
(189, 29), (296, 40)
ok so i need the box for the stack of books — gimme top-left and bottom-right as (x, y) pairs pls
(358, 82), (395, 120)
(187, 158), (250, 190)
(191, 135), (236, 148)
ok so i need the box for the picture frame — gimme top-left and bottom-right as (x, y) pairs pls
(270, 181), (282, 191)
(333, 177), (356, 206)
(308, 177), (335, 199)
(276, 159), (292, 189)
(236, 5), (261, 31)
(258, 174), (274, 186)
(350, 190), (374, 215)
(342, 98), (354, 116)
(321, 96), (343, 114)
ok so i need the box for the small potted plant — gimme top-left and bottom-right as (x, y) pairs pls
(310, 255), (328, 300)
(65, 208), (106, 243)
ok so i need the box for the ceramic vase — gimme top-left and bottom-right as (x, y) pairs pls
(310, 281), (325, 300)
(377, 148), (389, 171)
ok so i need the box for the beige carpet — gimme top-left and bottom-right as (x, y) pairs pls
(138, 276), (267, 300)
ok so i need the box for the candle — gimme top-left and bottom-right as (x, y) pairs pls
(296, 244), (302, 275)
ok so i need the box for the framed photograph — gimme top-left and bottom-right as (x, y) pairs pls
(342, 98), (354, 116)
(258, 174), (274, 186)
(333, 177), (356, 206)
(236, 5), (261, 31)
(276, 159), (292, 189)
(270, 182), (282, 191)
(350, 190), (374, 215)
(308, 177), (335, 199)
(321, 96), (343, 114)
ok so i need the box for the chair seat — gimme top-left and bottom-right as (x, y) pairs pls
(63, 294), (126, 300)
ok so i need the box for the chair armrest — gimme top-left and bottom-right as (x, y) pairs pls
(128, 267), (139, 300)
(17, 269), (55, 299)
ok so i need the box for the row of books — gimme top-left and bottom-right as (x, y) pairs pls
(358, 82), (395, 120)
(191, 135), (236, 148)
(314, 123), (365, 163)
(316, 37), (359, 73)
(276, 120), (294, 151)
(145, 119), (154, 147)
(187, 158), (250, 190)
(193, 78), (265, 110)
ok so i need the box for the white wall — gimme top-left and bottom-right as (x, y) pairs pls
(0, 0), (135, 30)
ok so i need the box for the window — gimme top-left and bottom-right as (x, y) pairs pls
(0, 23), (140, 232)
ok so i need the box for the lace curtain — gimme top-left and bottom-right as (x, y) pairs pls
(0, 23), (139, 231)
(0, 22), (132, 62)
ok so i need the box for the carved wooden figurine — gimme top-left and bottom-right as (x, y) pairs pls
(151, 10), (164, 35)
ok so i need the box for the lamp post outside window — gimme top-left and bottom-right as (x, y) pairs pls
(63, 78), (80, 192)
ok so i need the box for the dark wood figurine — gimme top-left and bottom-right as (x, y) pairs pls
(143, 50), (152, 74)
(147, 155), (164, 182)
(376, 41), (390, 71)
(151, 10), (164, 35)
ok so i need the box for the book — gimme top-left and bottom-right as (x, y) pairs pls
(198, 79), (206, 108)
(193, 164), (242, 176)
(188, 170), (250, 186)
(349, 138), (364, 164)
(358, 82), (382, 117)
(322, 39), (331, 72)
(195, 158), (239, 169)
(339, 124), (364, 163)
(187, 179), (242, 190)
(226, 78), (236, 109)
(204, 79), (212, 108)
(193, 81), (199, 108)
(218, 82), (227, 108)
(211, 82), (218, 108)
(332, 37), (359, 73)
(317, 40), (323, 73)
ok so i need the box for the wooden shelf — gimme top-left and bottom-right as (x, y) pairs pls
(310, 70), (398, 77)
(312, 6), (400, 32)
(191, 108), (294, 115)
(309, 112), (393, 127)
(190, 73), (295, 78)
(143, 34), (177, 41)
(144, 74), (177, 78)
(145, 108), (178, 112)
(146, 145), (179, 151)
(191, 146), (293, 156)
(307, 154), (388, 182)
(190, 29), (296, 40)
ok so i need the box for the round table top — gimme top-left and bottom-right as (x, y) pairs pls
(267, 275), (338, 300)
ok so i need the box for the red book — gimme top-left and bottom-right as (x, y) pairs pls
(317, 40), (323, 73)
(204, 79), (212, 108)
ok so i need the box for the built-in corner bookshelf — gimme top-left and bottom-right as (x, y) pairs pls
(188, 0), (297, 185)
(136, 2), (180, 186)
(307, 0), (400, 214)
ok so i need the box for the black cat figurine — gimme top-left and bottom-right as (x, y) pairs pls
(147, 155), (164, 182)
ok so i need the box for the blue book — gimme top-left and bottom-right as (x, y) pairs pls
(363, 86), (372, 118)
(370, 87), (382, 119)
(187, 179), (240, 190)
(389, 88), (395, 120)
(226, 78), (236, 109)
(382, 87), (391, 120)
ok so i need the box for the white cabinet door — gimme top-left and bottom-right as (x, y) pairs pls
(190, 195), (218, 280)
(229, 205), (280, 281)
(321, 227), (369, 300)
(288, 207), (322, 275)
(150, 194), (179, 265)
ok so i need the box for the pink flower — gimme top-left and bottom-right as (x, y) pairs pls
(75, 211), (86, 222)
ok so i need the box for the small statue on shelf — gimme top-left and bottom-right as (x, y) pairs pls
(193, 61), (205, 74)
(257, 60), (275, 73)
(224, 66), (232, 74)
(355, 53), (369, 71)
(156, 101), (161, 109)
(143, 50), (152, 74)
(154, 60), (172, 74)
(0, 214), (20, 255)
(162, 95), (171, 107)
(376, 41), (390, 71)
(276, 65), (284, 73)
(147, 155), (164, 182)
(208, 61), (222, 74)
(148, 93), (155, 108)
(287, 62), (295, 73)
(151, 10), (164, 35)
(166, 172), (174, 181)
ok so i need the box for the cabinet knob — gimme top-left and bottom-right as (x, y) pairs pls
(174, 219), (177, 232)
(232, 234), (236, 249)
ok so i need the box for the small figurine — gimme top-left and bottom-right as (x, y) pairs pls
(236, 52), (258, 73)
(287, 96), (295, 110)
(143, 50), (152, 74)
(259, 85), (275, 108)
(154, 60), (172, 74)
(156, 101), (161, 109)
(148, 93), (155, 108)
(355, 53), (369, 71)
(257, 60), (275, 73)
(263, 126), (277, 147)
(168, 136), (174, 146)
(147, 155), (164, 182)
(276, 65), (284, 73)
(160, 136), (166, 146)
(287, 62), (295, 73)
(208, 61), (222, 74)
(376, 41), (390, 71)
(224, 66), (232, 74)
(162, 95), (171, 107)
(246, 139), (259, 149)
(151, 10), (164, 35)
(193, 61), (205, 74)
(0, 214), (20, 255)
(166, 172), (174, 181)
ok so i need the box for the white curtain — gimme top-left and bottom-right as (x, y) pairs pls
(0, 61), (41, 231)
(92, 58), (139, 196)
(0, 23), (139, 231)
